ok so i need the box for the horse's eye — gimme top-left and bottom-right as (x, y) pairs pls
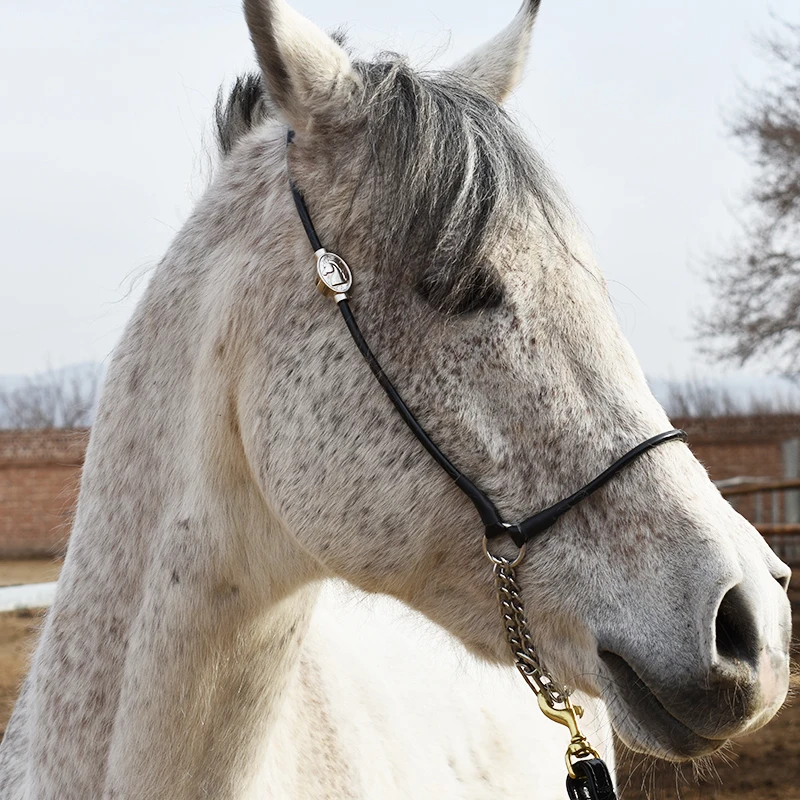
(417, 267), (503, 315)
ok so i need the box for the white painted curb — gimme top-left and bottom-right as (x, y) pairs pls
(0, 583), (57, 614)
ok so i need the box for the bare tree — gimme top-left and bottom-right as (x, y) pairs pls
(699, 18), (800, 376)
(0, 365), (101, 429)
(661, 375), (800, 418)
(664, 378), (739, 418)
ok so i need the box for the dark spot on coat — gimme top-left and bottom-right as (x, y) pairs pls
(128, 365), (141, 393)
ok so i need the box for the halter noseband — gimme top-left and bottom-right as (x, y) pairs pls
(286, 133), (686, 550)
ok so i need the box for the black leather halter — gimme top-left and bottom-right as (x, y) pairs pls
(287, 137), (687, 550)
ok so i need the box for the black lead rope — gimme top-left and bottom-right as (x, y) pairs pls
(567, 760), (618, 800)
(287, 131), (686, 800)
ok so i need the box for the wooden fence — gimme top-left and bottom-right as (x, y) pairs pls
(720, 480), (800, 564)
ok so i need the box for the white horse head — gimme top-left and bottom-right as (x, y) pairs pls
(238, 0), (792, 752)
(0, 1), (791, 797)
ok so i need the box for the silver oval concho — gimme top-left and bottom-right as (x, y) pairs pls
(315, 250), (353, 299)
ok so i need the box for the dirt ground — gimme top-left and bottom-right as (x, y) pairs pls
(0, 559), (62, 588)
(0, 559), (61, 738)
(0, 561), (797, 797)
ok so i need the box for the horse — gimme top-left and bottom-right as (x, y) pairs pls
(0, 0), (792, 797)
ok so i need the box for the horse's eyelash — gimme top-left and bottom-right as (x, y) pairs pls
(417, 268), (504, 315)
(458, 278), (504, 314)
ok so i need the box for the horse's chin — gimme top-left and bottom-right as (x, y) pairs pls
(601, 652), (729, 761)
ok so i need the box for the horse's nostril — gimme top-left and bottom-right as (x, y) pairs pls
(715, 584), (760, 669)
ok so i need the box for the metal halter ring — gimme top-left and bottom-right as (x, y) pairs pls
(482, 535), (526, 569)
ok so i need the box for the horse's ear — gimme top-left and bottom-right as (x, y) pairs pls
(243, 0), (358, 130)
(451, 0), (540, 104)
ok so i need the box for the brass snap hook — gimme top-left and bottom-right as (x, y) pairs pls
(537, 694), (601, 779)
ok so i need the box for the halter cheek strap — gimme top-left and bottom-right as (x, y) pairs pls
(337, 299), (687, 547)
(286, 131), (687, 549)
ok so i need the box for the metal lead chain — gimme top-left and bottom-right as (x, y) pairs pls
(485, 540), (568, 707)
(484, 538), (604, 783)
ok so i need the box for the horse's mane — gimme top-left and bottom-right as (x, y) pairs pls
(214, 56), (570, 313)
(215, 72), (273, 157)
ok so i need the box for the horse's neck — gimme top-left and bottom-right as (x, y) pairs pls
(0, 149), (322, 798)
(0, 373), (318, 799)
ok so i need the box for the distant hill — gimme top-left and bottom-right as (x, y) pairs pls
(0, 362), (103, 392)
(2, 363), (799, 428)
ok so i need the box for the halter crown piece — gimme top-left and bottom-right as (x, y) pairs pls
(286, 130), (686, 800)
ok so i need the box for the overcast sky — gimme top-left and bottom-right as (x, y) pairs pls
(1, 0), (797, 384)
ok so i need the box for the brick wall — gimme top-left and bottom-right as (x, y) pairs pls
(1, 417), (800, 558)
(0, 430), (88, 558)
(673, 415), (800, 524)
(673, 415), (800, 480)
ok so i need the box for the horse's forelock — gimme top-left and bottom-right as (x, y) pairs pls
(357, 59), (569, 311)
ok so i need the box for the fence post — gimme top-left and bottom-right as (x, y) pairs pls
(782, 439), (800, 523)
(754, 492), (763, 524)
